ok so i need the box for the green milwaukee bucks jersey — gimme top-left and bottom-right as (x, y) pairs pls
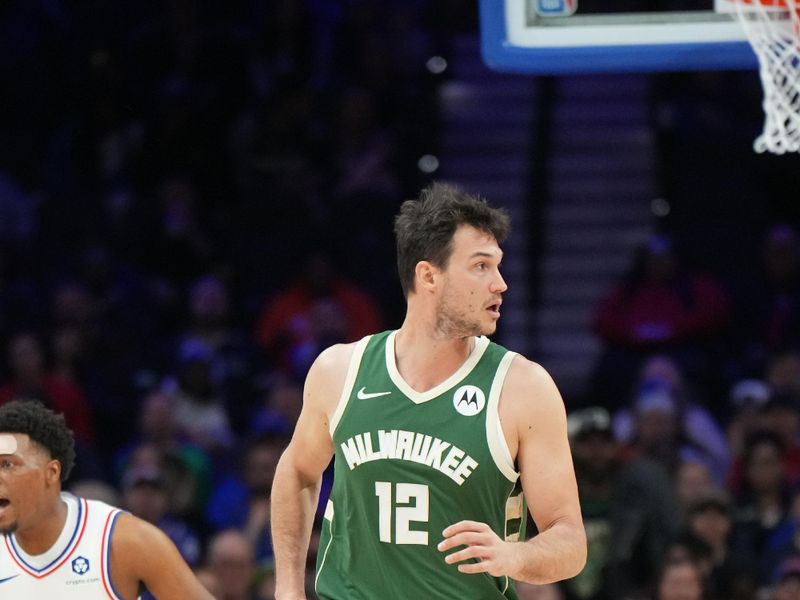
(315, 330), (526, 600)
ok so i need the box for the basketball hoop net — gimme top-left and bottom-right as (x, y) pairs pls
(733, 0), (800, 153)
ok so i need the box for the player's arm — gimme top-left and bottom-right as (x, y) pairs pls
(509, 359), (587, 581)
(439, 358), (586, 583)
(272, 343), (354, 600)
(110, 512), (214, 600)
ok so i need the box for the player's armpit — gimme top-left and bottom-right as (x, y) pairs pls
(280, 346), (349, 486)
(281, 341), (358, 483)
(110, 513), (214, 600)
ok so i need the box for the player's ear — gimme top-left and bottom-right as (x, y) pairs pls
(415, 260), (438, 293)
(45, 459), (62, 486)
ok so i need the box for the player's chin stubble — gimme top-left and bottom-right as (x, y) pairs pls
(435, 304), (486, 338)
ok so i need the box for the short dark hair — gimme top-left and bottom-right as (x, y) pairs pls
(0, 400), (76, 482)
(743, 429), (785, 465)
(393, 182), (510, 297)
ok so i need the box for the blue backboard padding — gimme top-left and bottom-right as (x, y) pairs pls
(479, 1), (759, 73)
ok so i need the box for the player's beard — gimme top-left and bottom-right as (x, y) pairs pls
(434, 283), (492, 338)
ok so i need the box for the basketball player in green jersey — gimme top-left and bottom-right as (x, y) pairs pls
(271, 183), (586, 599)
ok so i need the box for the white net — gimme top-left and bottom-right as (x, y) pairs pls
(733, 0), (800, 153)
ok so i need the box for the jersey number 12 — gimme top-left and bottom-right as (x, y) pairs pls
(375, 481), (429, 545)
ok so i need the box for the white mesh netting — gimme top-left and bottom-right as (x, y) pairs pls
(733, 0), (800, 153)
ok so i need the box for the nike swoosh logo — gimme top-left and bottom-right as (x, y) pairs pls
(0, 575), (19, 584)
(356, 387), (391, 400)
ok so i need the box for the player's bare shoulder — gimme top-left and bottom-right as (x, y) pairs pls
(107, 513), (163, 596)
(500, 355), (567, 428)
(311, 341), (359, 377)
(304, 340), (363, 416)
(110, 512), (214, 599)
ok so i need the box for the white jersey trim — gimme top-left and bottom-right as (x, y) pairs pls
(101, 510), (126, 600)
(315, 500), (336, 594)
(385, 331), (490, 404)
(486, 351), (519, 483)
(6, 494), (87, 577)
(329, 336), (372, 436)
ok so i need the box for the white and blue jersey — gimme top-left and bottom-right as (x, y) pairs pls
(0, 493), (135, 599)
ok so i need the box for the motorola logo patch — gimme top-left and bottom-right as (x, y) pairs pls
(453, 385), (486, 416)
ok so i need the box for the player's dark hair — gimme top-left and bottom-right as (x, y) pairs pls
(0, 399), (76, 482)
(394, 182), (510, 298)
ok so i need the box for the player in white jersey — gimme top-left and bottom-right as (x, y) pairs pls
(0, 399), (213, 599)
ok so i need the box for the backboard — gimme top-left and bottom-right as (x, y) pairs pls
(480, 0), (759, 74)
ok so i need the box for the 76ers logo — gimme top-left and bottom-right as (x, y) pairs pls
(71, 556), (90, 575)
(453, 385), (486, 416)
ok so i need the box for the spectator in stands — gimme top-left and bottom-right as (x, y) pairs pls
(684, 488), (757, 600)
(758, 395), (800, 488)
(735, 224), (800, 373)
(591, 234), (732, 409)
(115, 390), (213, 515)
(249, 378), (304, 435)
(727, 379), (772, 467)
(254, 250), (383, 379)
(654, 558), (707, 600)
(773, 556), (800, 600)
(0, 331), (94, 444)
(729, 393), (800, 496)
(663, 533), (715, 581)
(563, 406), (616, 600)
(768, 352), (800, 398)
(174, 274), (259, 434)
(676, 459), (717, 517)
(762, 490), (800, 587)
(47, 276), (149, 456)
(620, 381), (725, 484)
(161, 338), (236, 453)
(52, 257), (155, 456)
(613, 355), (730, 484)
(50, 324), (86, 385)
(130, 175), (218, 340)
(121, 463), (202, 568)
(120, 440), (204, 531)
(565, 406), (679, 600)
(205, 433), (288, 565)
(206, 529), (261, 600)
(731, 431), (793, 585)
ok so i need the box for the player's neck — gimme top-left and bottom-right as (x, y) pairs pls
(14, 495), (68, 556)
(394, 322), (475, 393)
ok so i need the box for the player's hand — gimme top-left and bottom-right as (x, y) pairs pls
(437, 520), (518, 577)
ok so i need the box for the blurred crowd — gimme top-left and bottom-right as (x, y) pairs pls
(553, 224), (800, 600)
(3, 1), (800, 600)
(0, 1), (476, 598)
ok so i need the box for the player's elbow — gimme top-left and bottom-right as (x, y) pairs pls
(563, 525), (588, 579)
(541, 520), (587, 582)
(518, 520), (587, 584)
(568, 543), (588, 579)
